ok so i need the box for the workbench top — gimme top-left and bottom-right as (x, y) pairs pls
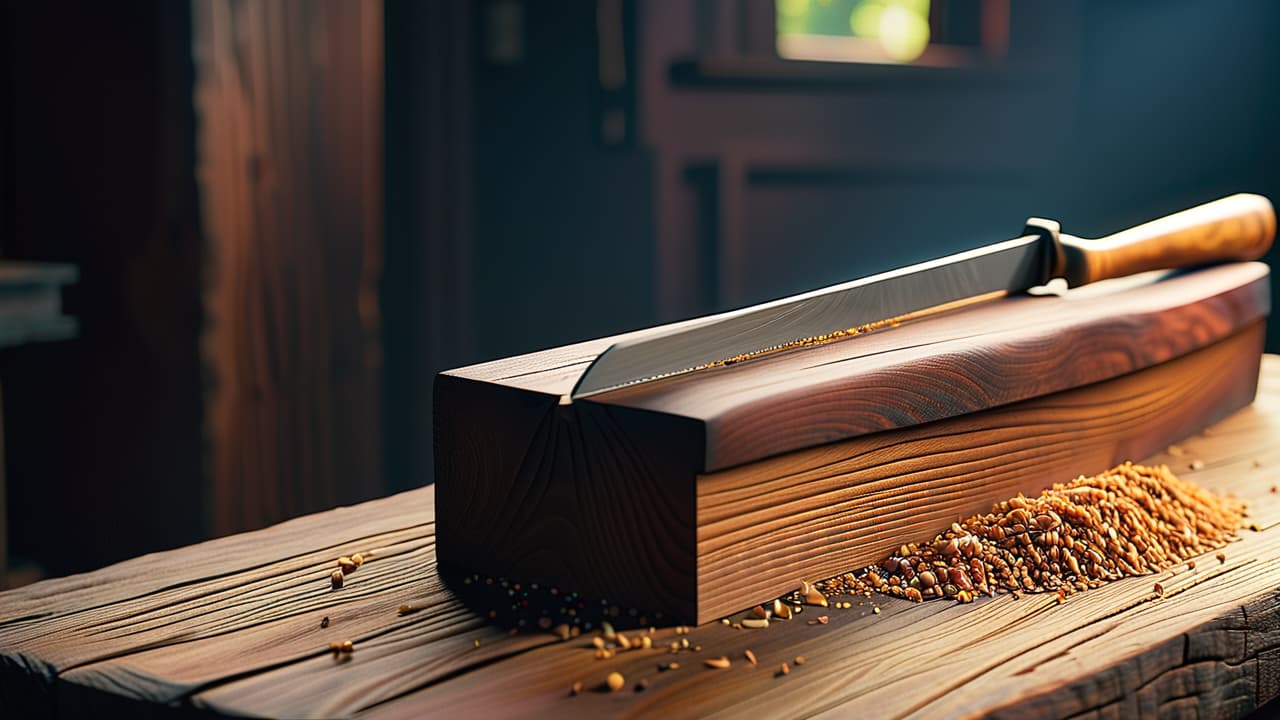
(2, 358), (1279, 719)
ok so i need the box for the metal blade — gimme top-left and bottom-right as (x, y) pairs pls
(572, 235), (1050, 399)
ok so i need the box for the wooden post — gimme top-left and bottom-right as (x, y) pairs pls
(191, 0), (384, 534)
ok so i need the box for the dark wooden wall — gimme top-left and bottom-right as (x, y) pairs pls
(0, 0), (206, 575)
(1, 0), (386, 578)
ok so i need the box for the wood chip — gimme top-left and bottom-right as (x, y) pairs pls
(1216, 552), (1227, 564)
(750, 604), (768, 619)
(794, 655), (806, 665)
(773, 599), (793, 619)
(778, 662), (790, 676)
(329, 570), (344, 590)
(704, 656), (731, 669)
(744, 649), (757, 665)
(319, 616), (329, 628)
(804, 585), (829, 607)
(569, 681), (583, 696)
(606, 671), (625, 692)
(1190, 459), (1205, 471)
(741, 618), (769, 629)
(1154, 582), (1165, 597)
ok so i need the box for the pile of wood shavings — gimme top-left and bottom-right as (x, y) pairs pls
(817, 462), (1246, 604)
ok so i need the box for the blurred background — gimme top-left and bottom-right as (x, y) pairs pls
(0, 0), (1277, 586)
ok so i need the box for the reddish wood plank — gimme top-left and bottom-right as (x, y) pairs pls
(1, 364), (1278, 719)
(435, 264), (1271, 623)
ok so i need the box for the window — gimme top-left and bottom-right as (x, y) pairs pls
(776, 0), (1008, 67)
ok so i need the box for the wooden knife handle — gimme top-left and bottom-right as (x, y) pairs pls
(1057, 193), (1275, 286)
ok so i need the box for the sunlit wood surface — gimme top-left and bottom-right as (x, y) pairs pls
(1, 359), (1278, 718)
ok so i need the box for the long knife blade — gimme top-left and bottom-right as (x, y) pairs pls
(572, 234), (1051, 398)
(571, 193), (1276, 399)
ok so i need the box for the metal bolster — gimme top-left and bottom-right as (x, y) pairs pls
(1021, 217), (1064, 284)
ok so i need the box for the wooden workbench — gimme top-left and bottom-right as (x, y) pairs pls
(2, 358), (1279, 719)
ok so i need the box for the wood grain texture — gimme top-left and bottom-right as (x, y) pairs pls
(451, 263), (1269, 471)
(436, 264), (1269, 622)
(694, 322), (1264, 621)
(1059, 193), (1275, 286)
(435, 375), (704, 619)
(615, 263), (1271, 470)
(0, 359), (1279, 718)
(193, 0), (384, 536)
